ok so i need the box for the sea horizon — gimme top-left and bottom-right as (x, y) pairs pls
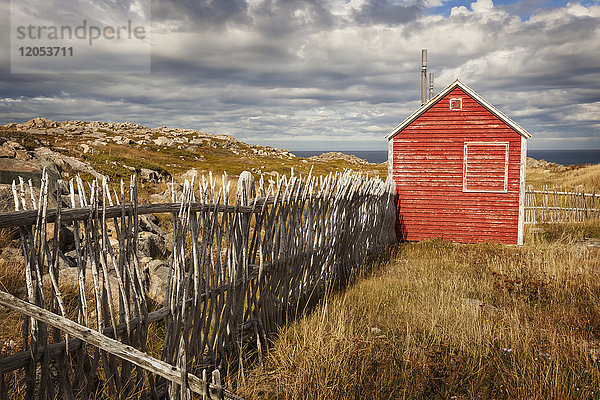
(291, 149), (600, 166)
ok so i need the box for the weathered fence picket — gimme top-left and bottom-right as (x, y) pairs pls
(525, 185), (600, 223)
(0, 168), (396, 398)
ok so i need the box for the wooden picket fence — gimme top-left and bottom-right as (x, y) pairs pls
(0, 168), (396, 399)
(525, 185), (600, 224)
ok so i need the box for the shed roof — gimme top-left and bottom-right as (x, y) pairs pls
(386, 79), (531, 140)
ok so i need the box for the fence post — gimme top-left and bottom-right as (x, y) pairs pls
(210, 369), (223, 400)
(237, 171), (256, 207)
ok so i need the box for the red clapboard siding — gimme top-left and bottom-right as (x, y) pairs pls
(390, 84), (526, 245)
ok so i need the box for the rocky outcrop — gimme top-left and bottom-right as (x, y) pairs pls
(0, 139), (62, 195)
(2, 118), (299, 161)
(21, 117), (59, 130)
(309, 152), (370, 165)
(526, 157), (563, 169)
(34, 147), (105, 180)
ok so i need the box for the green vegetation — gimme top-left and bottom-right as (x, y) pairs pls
(82, 149), (170, 179)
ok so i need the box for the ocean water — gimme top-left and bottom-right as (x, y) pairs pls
(527, 150), (600, 166)
(293, 149), (600, 166)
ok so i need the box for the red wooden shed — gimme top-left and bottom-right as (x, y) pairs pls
(386, 79), (530, 245)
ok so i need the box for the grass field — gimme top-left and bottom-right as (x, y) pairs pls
(236, 163), (600, 399)
(237, 222), (600, 399)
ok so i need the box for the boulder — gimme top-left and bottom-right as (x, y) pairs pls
(526, 157), (563, 169)
(34, 147), (104, 181)
(308, 152), (369, 165)
(47, 128), (66, 135)
(140, 168), (161, 183)
(80, 144), (94, 154)
(0, 158), (61, 196)
(139, 214), (166, 236)
(154, 137), (173, 146)
(0, 184), (17, 212)
(180, 169), (200, 183)
(21, 117), (57, 129)
(143, 259), (170, 303)
(138, 231), (167, 259)
(0, 147), (15, 158)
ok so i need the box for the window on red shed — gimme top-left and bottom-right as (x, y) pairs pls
(450, 98), (462, 111)
(463, 142), (508, 193)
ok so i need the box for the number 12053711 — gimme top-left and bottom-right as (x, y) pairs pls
(18, 47), (73, 56)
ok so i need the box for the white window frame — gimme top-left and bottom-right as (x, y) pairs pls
(449, 98), (463, 111)
(463, 141), (509, 193)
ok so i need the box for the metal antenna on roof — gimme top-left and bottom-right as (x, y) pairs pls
(421, 49), (427, 106)
(429, 72), (434, 100)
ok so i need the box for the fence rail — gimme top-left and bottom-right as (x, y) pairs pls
(0, 169), (396, 399)
(525, 185), (600, 224)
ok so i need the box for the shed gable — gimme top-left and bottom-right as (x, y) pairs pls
(386, 80), (530, 140)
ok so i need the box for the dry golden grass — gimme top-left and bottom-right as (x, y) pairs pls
(527, 163), (600, 192)
(238, 224), (600, 399)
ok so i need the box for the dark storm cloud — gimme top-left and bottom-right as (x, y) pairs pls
(250, 0), (337, 36)
(152, 0), (250, 28)
(353, 0), (424, 25)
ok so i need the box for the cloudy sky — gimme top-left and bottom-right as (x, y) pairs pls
(1, 0), (599, 151)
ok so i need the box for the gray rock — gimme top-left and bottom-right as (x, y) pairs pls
(143, 260), (170, 303)
(64, 249), (77, 259)
(0, 147), (15, 158)
(154, 136), (173, 146)
(22, 117), (56, 129)
(15, 150), (30, 161)
(147, 259), (167, 272)
(0, 184), (18, 212)
(62, 124), (79, 132)
(34, 147), (104, 181)
(180, 169), (200, 183)
(139, 214), (166, 236)
(80, 144), (94, 154)
(116, 137), (135, 145)
(573, 238), (600, 257)
(140, 168), (161, 183)
(138, 231), (167, 259)
(24, 129), (46, 135)
(0, 158), (61, 195)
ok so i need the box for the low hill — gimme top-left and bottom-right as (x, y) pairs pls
(0, 117), (386, 203)
(526, 156), (600, 192)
